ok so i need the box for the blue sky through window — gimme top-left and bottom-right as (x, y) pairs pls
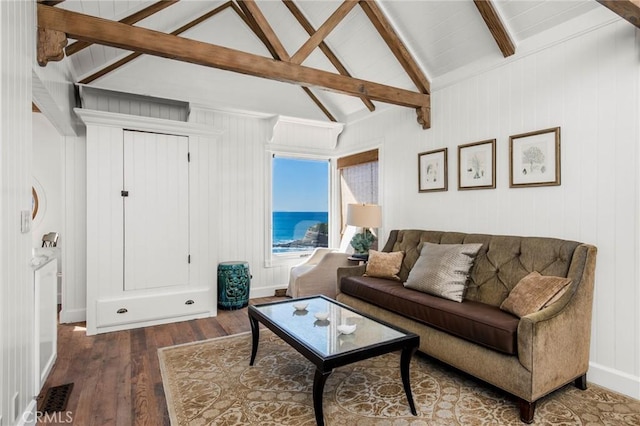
(273, 157), (328, 212)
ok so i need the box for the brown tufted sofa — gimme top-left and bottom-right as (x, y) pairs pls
(336, 230), (597, 423)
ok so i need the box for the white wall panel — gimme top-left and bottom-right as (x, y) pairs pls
(1, 0), (37, 423)
(80, 86), (189, 122)
(32, 114), (63, 248)
(188, 134), (219, 304)
(337, 20), (639, 399)
(189, 108), (297, 297)
(60, 133), (87, 324)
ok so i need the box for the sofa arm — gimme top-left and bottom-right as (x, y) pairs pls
(336, 264), (367, 294)
(288, 252), (356, 298)
(516, 244), (597, 388)
(298, 248), (336, 266)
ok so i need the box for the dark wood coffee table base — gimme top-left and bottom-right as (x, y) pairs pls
(248, 297), (419, 426)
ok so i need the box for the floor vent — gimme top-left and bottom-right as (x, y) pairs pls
(38, 383), (74, 413)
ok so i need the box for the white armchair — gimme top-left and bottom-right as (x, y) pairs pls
(286, 226), (358, 299)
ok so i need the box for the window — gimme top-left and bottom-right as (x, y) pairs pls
(338, 149), (379, 232)
(271, 155), (330, 258)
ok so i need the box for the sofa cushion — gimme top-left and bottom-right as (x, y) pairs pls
(500, 271), (572, 318)
(341, 275), (520, 354)
(404, 242), (483, 302)
(364, 250), (404, 281)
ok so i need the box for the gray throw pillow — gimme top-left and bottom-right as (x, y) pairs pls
(404, 242), (483, 302)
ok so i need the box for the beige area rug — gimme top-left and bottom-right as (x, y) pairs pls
(158, 331), (640, 425)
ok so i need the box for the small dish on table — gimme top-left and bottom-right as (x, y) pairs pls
(337, 324), (357, 335)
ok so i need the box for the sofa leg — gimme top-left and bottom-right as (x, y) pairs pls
(518, 399), (536, 424)
(574, 374), (588, 390)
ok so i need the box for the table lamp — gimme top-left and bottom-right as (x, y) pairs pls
(346, 203), (382, 259)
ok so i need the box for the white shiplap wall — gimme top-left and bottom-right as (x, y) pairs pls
(79, 86), (189, 122)
(31, 114), (63, 249)
(1, 1), (38, 424)
(188, 108), (295, 297)
(60, 133), (87, 324)
(337, 20), (640, 399)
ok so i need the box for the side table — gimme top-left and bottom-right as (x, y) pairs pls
(217, 261), (251, 310)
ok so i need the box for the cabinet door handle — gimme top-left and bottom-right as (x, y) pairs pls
(117, 308), (128, 314)
(185, 299), (194, 305)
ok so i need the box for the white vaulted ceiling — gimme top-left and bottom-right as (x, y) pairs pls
(45, 0), (623, 124)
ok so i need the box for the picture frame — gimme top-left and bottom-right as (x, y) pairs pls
(509, 127), (561, 188)
(458, 139), (496, 190)
(418, 148), (447, 192)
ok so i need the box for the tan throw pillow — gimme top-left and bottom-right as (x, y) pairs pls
(500, 271), (572, 318)
(364, 250), (404, 281)
(403, 242), (483, 302)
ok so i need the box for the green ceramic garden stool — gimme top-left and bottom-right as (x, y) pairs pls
(217, 261), (251, 310)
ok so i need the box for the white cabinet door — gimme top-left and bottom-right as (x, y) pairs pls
(123, 130), (189, 290)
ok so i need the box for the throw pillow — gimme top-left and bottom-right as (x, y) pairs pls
(403, 242), (483, 302)
(500, 271), (572, 318)
(364, 250), (404, 281)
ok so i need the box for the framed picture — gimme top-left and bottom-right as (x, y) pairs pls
(418, 148), (447, 192)
(509, 127), (561, 187)
(458, 139), (496, 190)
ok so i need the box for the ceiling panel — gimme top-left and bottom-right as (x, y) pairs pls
(503, 0), (599, 40)
(44, 0), (621, 125)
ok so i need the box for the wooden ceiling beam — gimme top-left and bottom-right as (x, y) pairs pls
(232, 2), (336, 121)
(291, 0), (358, 65)
(358, 0), (430, 95)
(237, 0), (290, 61)
(596, 0), (640, 28)
(473, 0), (515, 57)
(78, 1), (336, 122)
(66, 1), (179, 56)
(79, 2), (233, 84)
(38, 4), (430, 128)
(233, 2), (281, 60)
(283, 0), (375, 112)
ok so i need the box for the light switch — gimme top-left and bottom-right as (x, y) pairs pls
(20, 210), (30, 233)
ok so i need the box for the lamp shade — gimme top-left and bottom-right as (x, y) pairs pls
(346, 204), (382, 228)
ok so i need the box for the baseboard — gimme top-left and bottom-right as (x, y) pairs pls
(589, 361), (640, 400)
(59, 308), (86, 324)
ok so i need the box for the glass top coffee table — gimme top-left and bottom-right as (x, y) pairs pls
(248, 295), (419, 426)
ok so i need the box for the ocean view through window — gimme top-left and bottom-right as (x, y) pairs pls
(272, 156), (329, 255)
(272, 211), (329, 254)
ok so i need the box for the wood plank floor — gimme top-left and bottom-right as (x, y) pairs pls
(38, 297), (284, 425)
